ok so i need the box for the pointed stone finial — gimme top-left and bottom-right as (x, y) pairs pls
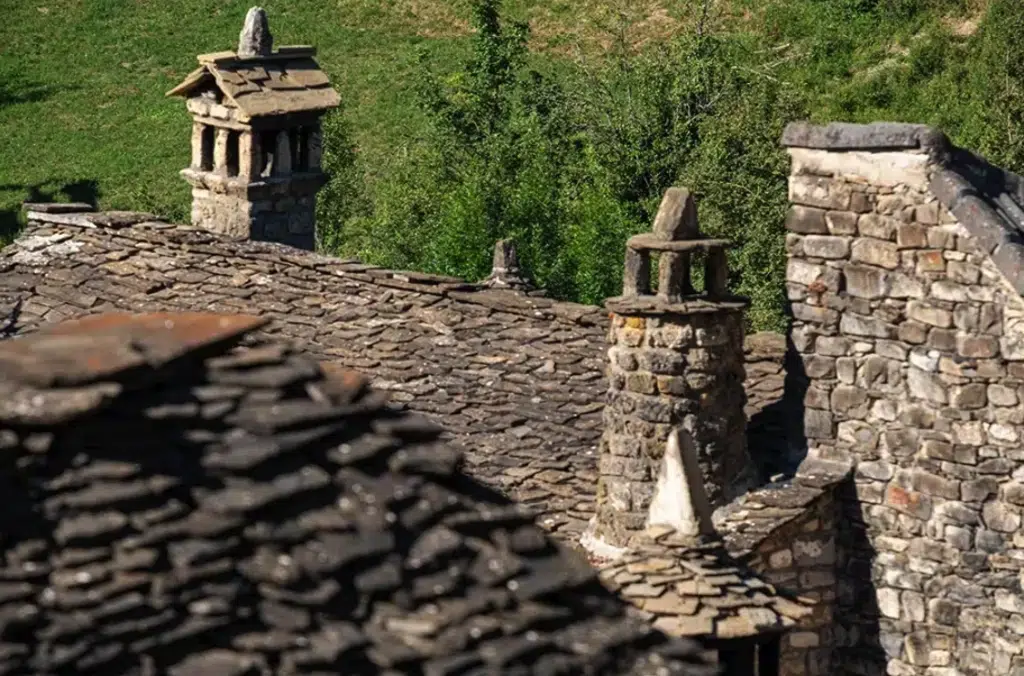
(647, 428), (715, 537)
(483, 240), (531, 291)
(652, 187), (699, 241)
(238, 7), (273, 58)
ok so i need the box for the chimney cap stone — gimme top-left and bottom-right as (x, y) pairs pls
(238, 6), (274, 58)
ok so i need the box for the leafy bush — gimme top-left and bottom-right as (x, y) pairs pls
(317, 0), (1024, 332)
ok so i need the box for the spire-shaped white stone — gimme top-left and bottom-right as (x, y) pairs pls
(647, 428), (715, 537)
(238, 7), (273, 58)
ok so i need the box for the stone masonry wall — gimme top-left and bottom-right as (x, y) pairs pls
(785, 140), (1024, 676)
(591, 308), (749, 547)
(720, 458), (848, 676)
(189, 187), (317, 250)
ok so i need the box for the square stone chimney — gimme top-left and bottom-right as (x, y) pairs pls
(167, 7), (340, 250)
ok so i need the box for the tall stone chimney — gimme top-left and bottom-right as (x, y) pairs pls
(167, 7), (340, 250)
(582, 187), (752, 555)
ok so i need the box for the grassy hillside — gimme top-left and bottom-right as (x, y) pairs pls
(1, 0), (1019, 330)
(0, 0), (700, 236)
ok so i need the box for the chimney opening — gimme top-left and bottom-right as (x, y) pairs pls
(259, 130), (277, 177)
(200, 125), (216, 171)
(226, 130), (241, 177)
(290, 127), (306, 172)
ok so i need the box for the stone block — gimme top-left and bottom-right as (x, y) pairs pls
(907, 301), (953, 328)
(957, 334), (999, 359)
(930, 281), (969, 302)
(983, 501), (1021, 532)
(988, 384), (1018, 407)
(803, 235), (851, 259)
(950, 383), (986, 409)
(805, 409), (834, 439)
(896, 223), (929, 249)
(947, 260), (981, 284)
(859, 213), (897, 240)
(793, 303), (839, 325)
(816, 336), (851, 356)
(788, 259), (840, 290)
(831, 387), (869, 416)
(915, 203), (940, 225)
(898, 321), (928, 344)
(908, 367), (947, 404)
(878, 588), (901, 619)
(915, 250), (946, 274)
(786, 205), (830, 234)
(841, 313), (895, 338)
(790, 175), (852, 210)
(852, 238), (900, 269)
(926, 328), (957, 351)
(844, 264), (889, 299)
(889, 273), (925, 299)
(826, 210), (859, 235)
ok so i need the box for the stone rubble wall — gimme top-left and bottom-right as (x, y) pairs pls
(592, 309), (749, 547)
(0, 212), (792, 551)
(0, 311), (716, 675)
(784, 140), (1024, 676)
(720, 459), (849, 676)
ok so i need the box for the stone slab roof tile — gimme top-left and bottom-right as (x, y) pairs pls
(167, 50), (340, 121)
(2, 207), (794, 550)
(0, 311), (717, 675)
(598, 529), (812, 642)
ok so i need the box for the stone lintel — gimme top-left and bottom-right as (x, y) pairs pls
(21, 202), (96, 214)
(180, 168), (327, 197)
(782, 121), (951, 157)
(606, 295), (749, 317)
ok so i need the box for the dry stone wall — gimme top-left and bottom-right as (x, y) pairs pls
(783, 122), (1024, 676)
(0, 311), (717, 675)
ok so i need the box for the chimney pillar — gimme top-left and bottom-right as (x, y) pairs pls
(582, 187), (753, 555)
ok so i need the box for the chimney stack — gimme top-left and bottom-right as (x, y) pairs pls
(167, 7), (341, 250)
(582, 188), (753, 554)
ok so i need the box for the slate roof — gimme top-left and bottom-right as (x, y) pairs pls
(1, 206), (792, 549)
(0, 311), (716, 675)
(599, 527), (812, 642)
(783, 121), (1024, 298)
(167, 46), (340, 121)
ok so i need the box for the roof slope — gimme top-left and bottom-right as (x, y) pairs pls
(167, 47), (341, 121)
(1, 208), (793, 544)
(0, 311), (715, 675)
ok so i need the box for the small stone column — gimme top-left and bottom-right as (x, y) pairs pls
(582, 187), (752, 554)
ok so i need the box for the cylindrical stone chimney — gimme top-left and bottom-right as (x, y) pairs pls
(582, 187), (752, 554)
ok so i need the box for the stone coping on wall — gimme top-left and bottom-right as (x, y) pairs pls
(783, 121), (1024, 298)
(0, 310), (717, 675)
(716, 456), (852, 559)
(598, 527), (813, 642)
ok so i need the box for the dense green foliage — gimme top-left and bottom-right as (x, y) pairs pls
(318, 0), (1024, 332)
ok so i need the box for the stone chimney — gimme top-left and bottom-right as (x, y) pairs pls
(167, 7), (341, 250)
(582, 187), (752, 555)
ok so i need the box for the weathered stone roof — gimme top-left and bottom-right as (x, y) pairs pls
(783, 121), (1024, 297)
(167, 47), (340, 121)
(1, 206), (792, 545)
(598, 527), (812, 642)
(0, 311), (716, 675)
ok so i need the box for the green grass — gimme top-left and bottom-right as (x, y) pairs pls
(0, 0), (1008, 251)
(0, 0), (693, 242)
